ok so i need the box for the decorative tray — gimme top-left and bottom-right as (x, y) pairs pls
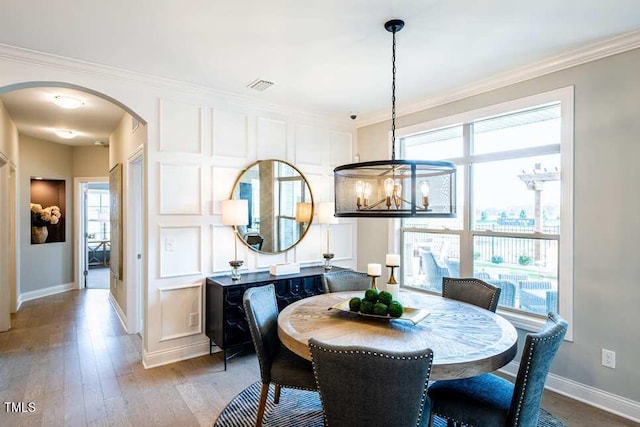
(329, 300), (430, 325)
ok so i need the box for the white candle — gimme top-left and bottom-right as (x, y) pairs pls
(367, 263), (381, 276)
(386, 254), (400, 267)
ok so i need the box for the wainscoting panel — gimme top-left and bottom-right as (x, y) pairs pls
(257, 117), (287, 160)
(295, 124), (327, 167)
(330, 130), (353, 167)
(212, 109), (248, 158)
(303, 172), (327, 206)
(211, 224), (249, 274)
(211, 167), (243, 215)
(159, 163), (203, 214)
(158, 282), (203, 341)
(331, 222), (353, 261)
(159, 226), (202, 278)
(159, 99), (202, 153)
(294, 224), (323, 265)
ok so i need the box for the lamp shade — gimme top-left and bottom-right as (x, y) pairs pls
(317, 202), (338, 225)
(295, 202), (313, 223)
(221, 199), (249, 226)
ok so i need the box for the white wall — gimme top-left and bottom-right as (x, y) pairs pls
(0, 99), (19, 331)
(72, 145), (109, 177)
(357, 47), (640, 411)
(0, 43), (357, 368)
(144, 98), (356, 367)
(18, 135), (74, 295)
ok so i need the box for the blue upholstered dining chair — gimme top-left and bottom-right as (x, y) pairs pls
(422, 250), (450, 292)
(427, 312), (568, 427)
(309, 338), (434, 427)
(442, 277), (502, 312)
(321, 269), (370, 293)
(243, 284), (317, 427)
(487, 279), (517, 309)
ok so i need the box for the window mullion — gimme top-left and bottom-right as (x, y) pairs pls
(460, 123), (472, 277)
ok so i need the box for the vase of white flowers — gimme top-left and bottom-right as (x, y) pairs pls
(30, 203), (62, 244)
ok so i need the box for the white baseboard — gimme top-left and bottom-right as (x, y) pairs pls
(108, 292), (129, 334)
(500, 361), (640, 423)
(19, 282), (75, 303)
(142, 340), (210, 369)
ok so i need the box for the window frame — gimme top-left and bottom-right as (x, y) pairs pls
(392, 86), (574, 340)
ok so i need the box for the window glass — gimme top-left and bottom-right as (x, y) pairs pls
(402, 231), (460, 291)
(403, 125), (463, 161)
(472, 154), (561, 233)
(473, 104), (560, 154)
(473, 236), (558, 315)
(398, 91), (570, 328)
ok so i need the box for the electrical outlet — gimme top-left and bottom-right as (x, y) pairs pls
(602, 349), (616, 369)
(165, 238), (175, 252)
(189, 312), (199, 327)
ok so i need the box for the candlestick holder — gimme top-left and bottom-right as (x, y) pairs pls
(386, 265), (398, 285)
(229, 260), (243, 281)
(386, 264), (399, 300)
(322, 253), (335, 270)
(368, 274), (380, 290)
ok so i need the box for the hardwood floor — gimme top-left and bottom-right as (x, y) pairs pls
(0, 289), (636, 426)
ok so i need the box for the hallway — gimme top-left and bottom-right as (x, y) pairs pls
(0, 289), (258, 426)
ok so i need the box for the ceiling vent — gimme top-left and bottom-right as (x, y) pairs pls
(247, 79), (274, 92)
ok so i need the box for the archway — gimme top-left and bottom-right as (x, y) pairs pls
(0, 81), (146, 336)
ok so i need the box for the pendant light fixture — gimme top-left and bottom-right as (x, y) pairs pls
(334, 19), (456, 218)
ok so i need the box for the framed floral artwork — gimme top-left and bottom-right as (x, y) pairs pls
(30, 178), (65, 244)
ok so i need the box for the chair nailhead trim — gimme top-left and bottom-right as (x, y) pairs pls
(442, 278), (499, 311)
(512, 313), (564, 426)
(309, 343), (433, 427)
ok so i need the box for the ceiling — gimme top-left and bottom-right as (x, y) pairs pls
(1, 0), (639, 145)
(0, 87), (125, 146)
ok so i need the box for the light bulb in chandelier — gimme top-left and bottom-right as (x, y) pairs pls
(363, 182), (372, 207)
(420, 180), (430, 209)
(394, 182), (403, 208)
(355, 180), (365, 209)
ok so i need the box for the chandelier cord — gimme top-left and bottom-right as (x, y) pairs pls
(391, 27), (397, 161)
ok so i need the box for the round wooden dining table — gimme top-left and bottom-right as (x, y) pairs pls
(277, 290), (518, 380)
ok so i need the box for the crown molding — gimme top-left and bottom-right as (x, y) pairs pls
(0, 43), (354, 129)
(359, 29), (640, 127)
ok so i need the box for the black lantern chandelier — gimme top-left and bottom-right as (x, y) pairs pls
(334, 19), (456, 218)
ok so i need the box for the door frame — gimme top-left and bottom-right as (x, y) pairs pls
(74, 177), (108, 290)
(126, 149), (144, 336)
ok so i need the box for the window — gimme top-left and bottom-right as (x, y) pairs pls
(397, 87), (573, 336)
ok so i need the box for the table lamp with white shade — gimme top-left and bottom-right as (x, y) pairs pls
(317, 202), (339, 270)
(221, 199), (248, 280)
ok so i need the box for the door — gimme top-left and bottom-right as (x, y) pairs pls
(128, 154), (144, 336)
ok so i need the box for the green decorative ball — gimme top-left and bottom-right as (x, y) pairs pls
(372, 302), (389, 316)
(388, 301), (404, 318)
(378, 290), (393, 305)
(364, 288), (379, 302)
(360, 300), (374, 314)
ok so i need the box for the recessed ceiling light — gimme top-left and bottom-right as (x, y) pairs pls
(54, 130), (76, 139)
(52, 95), (85, 109)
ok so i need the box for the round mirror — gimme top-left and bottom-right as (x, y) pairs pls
(230, 159), (314, 254)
